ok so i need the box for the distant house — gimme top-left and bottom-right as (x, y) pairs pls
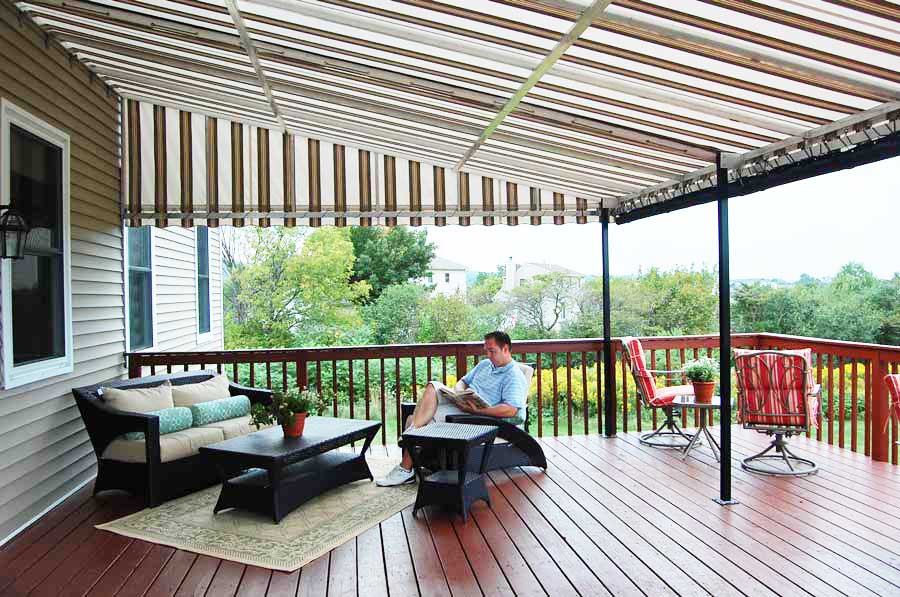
(424, 257), (468, 297)
(497, 259), (583, 330)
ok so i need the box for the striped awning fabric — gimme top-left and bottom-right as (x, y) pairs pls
(125, 99), (594, 228)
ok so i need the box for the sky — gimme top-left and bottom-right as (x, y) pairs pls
(425, 155), (899, 281)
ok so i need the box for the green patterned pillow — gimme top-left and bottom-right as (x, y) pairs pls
(190, 395), (251, 426)
(123, 407), (193, 441)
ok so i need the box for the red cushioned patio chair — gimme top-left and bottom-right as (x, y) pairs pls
(734, 349), (820, 476)
(622, 337), (695, 448)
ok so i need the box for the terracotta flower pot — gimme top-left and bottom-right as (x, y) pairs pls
(281, 412), (308, 438)
(692, 381), (715, 404)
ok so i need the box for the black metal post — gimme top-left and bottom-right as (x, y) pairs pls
(601, 208), (616, 437)
(716, 153), (737, 505)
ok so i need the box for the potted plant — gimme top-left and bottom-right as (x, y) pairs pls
(683, 357), (717, 404)
(250, 387), (320, 438)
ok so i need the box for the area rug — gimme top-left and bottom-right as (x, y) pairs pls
(96, 456), (415, 571)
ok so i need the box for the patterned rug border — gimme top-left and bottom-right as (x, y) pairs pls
(96, 456), (413, 572)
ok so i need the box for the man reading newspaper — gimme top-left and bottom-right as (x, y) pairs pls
(377, 331), (527, 486)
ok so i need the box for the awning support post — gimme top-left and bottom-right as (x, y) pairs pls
(602, 207), (616, 437)
(716, 152), (738, 506)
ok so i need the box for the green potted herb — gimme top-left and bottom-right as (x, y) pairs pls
(683, 357), (718, 404)
(250, 387), (320, 438)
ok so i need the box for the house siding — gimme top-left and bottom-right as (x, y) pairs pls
(147, 227), (224, 352)
(0, 0), (123, 542)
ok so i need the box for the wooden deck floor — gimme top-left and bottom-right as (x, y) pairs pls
(2, 426), (900, 597)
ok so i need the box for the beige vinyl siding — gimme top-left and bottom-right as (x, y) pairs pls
(0, 0), (122, 542)
(139, 227), (224, 353)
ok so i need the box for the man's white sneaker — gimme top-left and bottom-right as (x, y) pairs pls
(376, 465), (415, 486)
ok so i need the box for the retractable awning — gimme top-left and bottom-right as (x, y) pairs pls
(15, 0), (900, 226)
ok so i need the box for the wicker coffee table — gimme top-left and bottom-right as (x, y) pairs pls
(200, 417), (381, 523)
(402, 422), (499, 523)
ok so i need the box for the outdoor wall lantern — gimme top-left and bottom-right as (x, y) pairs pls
(0, 204), (29, 259)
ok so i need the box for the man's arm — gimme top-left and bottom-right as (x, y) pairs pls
(454, 379), (468, 392)
(461, 402), (517, 417)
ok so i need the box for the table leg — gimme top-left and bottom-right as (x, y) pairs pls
(681, 424), (703, 460)
(702, 421), (721, 462)
(268, 466), (282, 523)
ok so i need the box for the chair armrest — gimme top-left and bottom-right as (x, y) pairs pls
(646, 369), (685, 375)
(229, 382), (272, 406)
(74, 397), (160, 463)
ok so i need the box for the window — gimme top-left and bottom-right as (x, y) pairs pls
(196, 226), (211, 336)
(444, 272), (450, 283)
(2, 100), (72, 389)
(127, 227), (153, 350)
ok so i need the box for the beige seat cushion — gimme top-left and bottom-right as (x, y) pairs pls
(102, 381), (174, 413)
(171, 374), (230, 407)
(200, 415), (273, 440)
(102, 427), (225, 463)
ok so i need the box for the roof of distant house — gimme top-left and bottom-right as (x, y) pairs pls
(430, 257), (468, 271)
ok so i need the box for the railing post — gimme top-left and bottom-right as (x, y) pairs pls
(296, 355), (308, 390)
(455, 348), (468, 380)
(871, 354), (890, 462)
(127, 354), (140, 379)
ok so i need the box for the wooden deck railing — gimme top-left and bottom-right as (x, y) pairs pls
(126, 333), (900, 463)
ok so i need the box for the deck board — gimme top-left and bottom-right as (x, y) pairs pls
(2, 426), (899, 596)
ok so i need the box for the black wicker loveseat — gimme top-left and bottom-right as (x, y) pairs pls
(73, 370), (272, 507)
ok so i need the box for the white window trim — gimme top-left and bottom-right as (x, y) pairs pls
(1, 99), (73, 390)
(195, 226), (214, 345)
(123, 225), (158, 353)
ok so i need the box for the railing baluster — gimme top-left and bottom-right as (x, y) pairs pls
(316, 361), (322, 395)
(411, 357), (417, 401)
(395, 358), (401, 439)
(595, 350), (602, 434)
(426, 357), (432, 386)
(265, 362), (272, 390)
(537, 353), (543, 438)
(249, 362), (255, 387)
(581, 351), (589, 435)
(380, 359), (386, 445)
(364, 359), (371, 421)
(816, 353), (823, 441)
(566, 352), (573, 436)
(551, 353), (559, 437)
(838, 356), (845, 449)
(442, 355), (448, 384)
(621, 351), (628, 434)
(650, 349), (657, 429)
(184, 364), (189, 372)
(216, 362), (222, 375)
(282, 362), (288, 392)
(232, 362), (238, 384)
(150, 365), (157, 376)
(893, 362), (899, 465)
(864, 360), (871, 457)
(691, 348), (699, 428)
(348, 359), (355, 420)
(166, 364), (172, 374)
(332, 360), (338, 417)
(827, 353), (834, 445)
(851, 360), (858, 452)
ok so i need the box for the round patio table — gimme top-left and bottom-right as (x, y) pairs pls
(671, 395), (721, 462)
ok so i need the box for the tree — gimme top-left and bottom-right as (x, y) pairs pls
(642, 267), (718, 335)
(418, 295), (477, 343)
(468, 271), (503, 307)
(505, 272), (579, 336)
(363, 283), (427, 344)
(349, 227), (435, 302)
(224, 228), (368, 349)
